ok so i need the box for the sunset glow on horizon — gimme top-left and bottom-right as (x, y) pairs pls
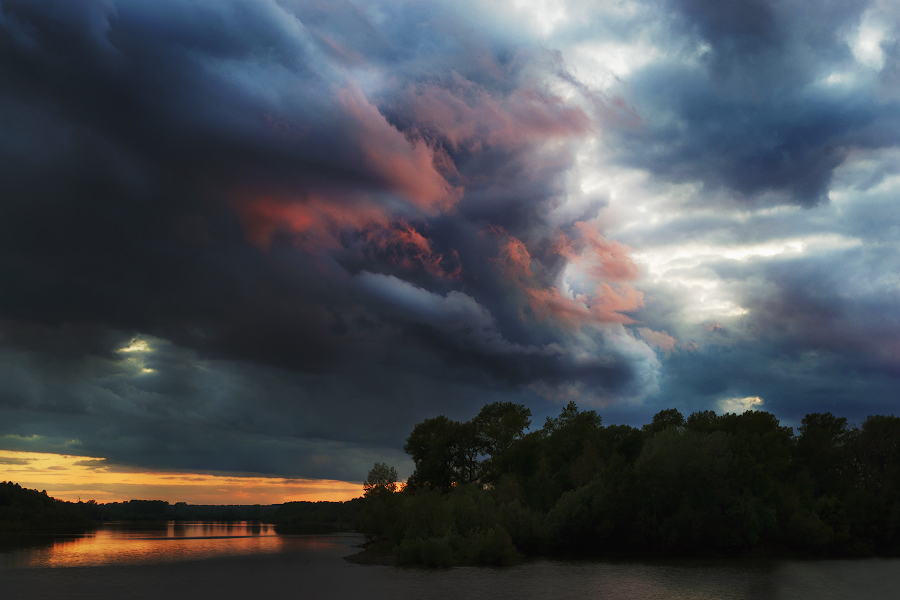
(0, 451), (362, 505)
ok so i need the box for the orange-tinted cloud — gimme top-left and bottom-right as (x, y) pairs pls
(485, 222), (643, 328)
(337, 83), (462, 212)
(242, 85), (465, 257)
(526, 283), (643, 327)
(589, 283), (644, 323)
(526, 287), (593, 327)
(242, 197), (461, 278)
(499, 235), (534, 279)
(241, 194), (389, 250)
(637, 327), (677, 354)
(361, 222), (462, 279)
(557, 221), (640, 281)
(484, 225), (534, 280)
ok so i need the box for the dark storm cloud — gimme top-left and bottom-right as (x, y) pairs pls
(0, 0), (652, 479)
(2, 0), (899, 483)
(671, 0), (776, 42)
(611, 0), (900, 205)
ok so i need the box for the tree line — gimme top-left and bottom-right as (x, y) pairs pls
(358, 402), (900, 566)
(0, 482), (95, 532)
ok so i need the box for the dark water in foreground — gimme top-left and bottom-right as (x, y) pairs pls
(2, 522), (898, 599)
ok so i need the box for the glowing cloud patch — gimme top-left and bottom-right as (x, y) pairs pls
(851, 11), (888, 70)
(718, 396), (764, 414)
(118, 339), (150, 353)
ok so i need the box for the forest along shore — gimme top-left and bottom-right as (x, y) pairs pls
(353, 402), (900, 567)
(4, 401), (900, 568)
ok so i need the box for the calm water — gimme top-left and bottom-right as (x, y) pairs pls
(2, 522), (899, 599)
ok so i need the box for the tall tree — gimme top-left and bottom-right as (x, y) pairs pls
(795, 412), (852, 496)
(405, 416), (472, 493)
(474, 402), (531, 479)
(364, 462), (399, 498)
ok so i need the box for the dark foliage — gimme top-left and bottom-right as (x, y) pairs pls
(71, 499), (283, 523)
(360, 404), (900, 566)
(0, 481), (95, 532)
(272, 499), (362, 533)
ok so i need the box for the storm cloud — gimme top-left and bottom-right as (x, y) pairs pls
(1, 0), (898, 483)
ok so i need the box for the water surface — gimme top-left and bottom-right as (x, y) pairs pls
(2, 523), (897, 600)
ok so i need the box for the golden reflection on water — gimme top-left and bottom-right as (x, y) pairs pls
(9, 522), (343, 568)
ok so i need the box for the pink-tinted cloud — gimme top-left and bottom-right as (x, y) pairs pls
(526, 283), (643, 328)
(526, 287), (593, 327)
(241, 197), (461, 278)
(501, 235), (534, 278)
(589, 283), (644, 323)
(482, 222), (643, 328)
(361, 222), (462, 279)
(337, 84), (462, 213)
(637, 327), (677, 354)
(483, 225), (534, 280)
(557, 221), (640, 281)
(242, 86), (465, 254)
(705, 322), (726, 334)
(240, 194), (389, 250)
(401, 75), (593, 152)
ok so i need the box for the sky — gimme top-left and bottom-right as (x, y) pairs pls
(1, 0), (899, 503)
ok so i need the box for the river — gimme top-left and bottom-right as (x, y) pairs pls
(1, 522), (897, 599)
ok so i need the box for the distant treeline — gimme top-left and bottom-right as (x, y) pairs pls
(0, 481), (360, 532)
(73, 499), (283, 522)
(272, 499), (363, 533)
(0, 482), (95, 532)
(357, 402), (900, 566)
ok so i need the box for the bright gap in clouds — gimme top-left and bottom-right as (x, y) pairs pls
(512, 0), (569, 37)
(852, 10), (889, 70)
(630, 233), (863, 322)
(718, 396), (764, 414)
(0, 451), (361, 504)
(635, 233), (863, 272)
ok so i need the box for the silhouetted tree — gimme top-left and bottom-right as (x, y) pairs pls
(474, 402), (531, 481)
(364, 462), (399, 498)
(405, 416), (473, 493)
(643, 408), (685, 436)
(853, 415), (900, 494)
(795, 412), (852, 496)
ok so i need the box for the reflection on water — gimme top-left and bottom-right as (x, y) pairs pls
(2, 526), (899, 600)
(0, 521), (343, 568)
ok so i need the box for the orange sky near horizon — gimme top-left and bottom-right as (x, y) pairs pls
(0, 450), (363, 504)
